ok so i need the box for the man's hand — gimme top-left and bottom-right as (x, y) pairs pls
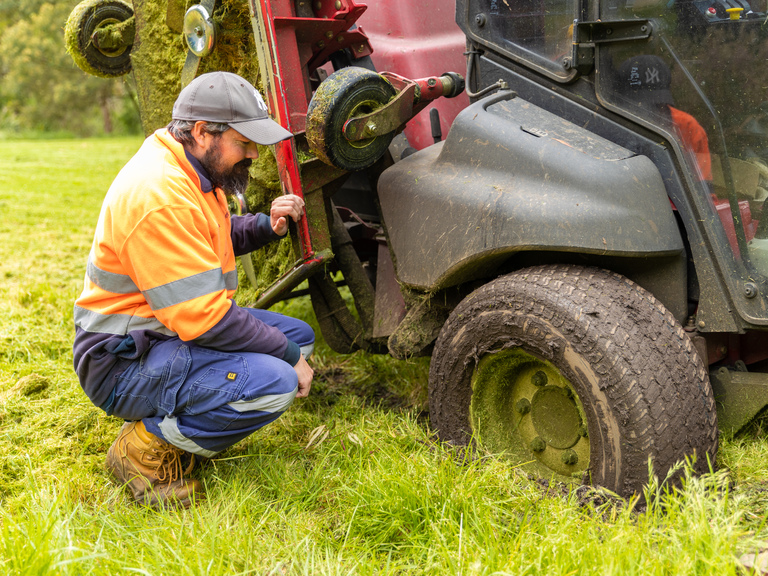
(294, 354), (314, 398)
(270, 194), (305, 236)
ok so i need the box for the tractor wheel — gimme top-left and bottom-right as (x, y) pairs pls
(428, 264), (718, 497)
(306, 67), (397, 171)
(65, 0), (134, 78)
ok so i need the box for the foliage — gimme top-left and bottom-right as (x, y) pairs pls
(0, 1), (140, 136)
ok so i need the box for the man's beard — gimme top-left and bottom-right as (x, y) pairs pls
(200, 141), (252, 196)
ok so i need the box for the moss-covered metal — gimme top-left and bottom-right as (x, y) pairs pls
(91, 14), (136, 52)
(470, 348), (590, 480)
(65, 0), (135, 78)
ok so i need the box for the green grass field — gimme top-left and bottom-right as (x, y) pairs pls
(2, 137), (768, 575)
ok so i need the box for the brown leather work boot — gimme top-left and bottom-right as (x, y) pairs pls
(106, 421), (203, 509)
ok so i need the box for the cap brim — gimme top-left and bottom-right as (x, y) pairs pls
(229, 117), (293, 145)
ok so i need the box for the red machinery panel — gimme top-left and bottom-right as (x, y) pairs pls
(357, 0), (470, 150)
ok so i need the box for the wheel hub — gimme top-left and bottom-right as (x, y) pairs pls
(470, 349), (590, 479)
(531, 386), (582, 450)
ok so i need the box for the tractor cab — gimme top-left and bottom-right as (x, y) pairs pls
(458, 0), (768, 347)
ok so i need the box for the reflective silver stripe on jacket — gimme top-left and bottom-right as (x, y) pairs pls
(87, 253), (237, 311)
(227, 388), (297, 414)
(87, 255), (139, 294)
(73, 305), (176, 336)
(144, 268), (238, 310)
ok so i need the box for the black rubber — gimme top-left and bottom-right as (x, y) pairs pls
(66, 0), (134, 78)
(307, 273), (364, 355)
(306, 67), (397, 171)
(428, 264), (718, 497)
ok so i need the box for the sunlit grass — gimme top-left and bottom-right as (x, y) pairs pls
(1, 136), (768, 574)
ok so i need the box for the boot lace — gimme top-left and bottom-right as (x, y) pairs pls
(154, 446), (196, 484)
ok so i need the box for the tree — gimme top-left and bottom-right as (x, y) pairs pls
(0, 1), (140, 136)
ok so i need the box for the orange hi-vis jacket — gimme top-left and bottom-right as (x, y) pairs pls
(74, 129), (295, 408)
(669, 106), (712, 182)
(75, 129), (238, 339)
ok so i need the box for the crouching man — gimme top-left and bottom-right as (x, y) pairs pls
(73, 71), (314, 508)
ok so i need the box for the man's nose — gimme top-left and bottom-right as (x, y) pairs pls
(246, 142), (260, 159)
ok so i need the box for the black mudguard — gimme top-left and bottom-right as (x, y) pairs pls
(378, 91), (684, 292)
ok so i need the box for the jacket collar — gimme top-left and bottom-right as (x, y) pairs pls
(184, 150), (214, 193)
(154, 128), (214, 194)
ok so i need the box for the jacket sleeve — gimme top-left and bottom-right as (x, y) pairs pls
(230, 213), (284, 256)
(192, 302), (301, 365)
(121, 205), (299, 363)
(120, 204), (239, 341)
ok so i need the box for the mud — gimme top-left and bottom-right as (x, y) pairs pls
(428, 264), (718, 498)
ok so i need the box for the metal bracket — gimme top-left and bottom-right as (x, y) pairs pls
(343, 72), (465, 141)
(568, 19), (652, 75)
(709, 366), (768, 434)
(91, 16), (136, 53)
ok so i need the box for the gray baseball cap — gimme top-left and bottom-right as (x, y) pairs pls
(172, 71), (293, 145)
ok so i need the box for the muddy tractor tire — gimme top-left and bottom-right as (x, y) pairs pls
(428, 264), (718, 497)
(306, 67), (397, 171)
(65, 0), (134, 78)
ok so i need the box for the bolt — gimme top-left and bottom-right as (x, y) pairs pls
(641, 25), (648, 32)
(337, 35), (344, 43)
(531, 370), (548, 387)
(317, 41), (325, 49)
(530, 437), (546, 453)
(315, 1), (322, 9)
(363, 121), (377, 137)
(698, 320), (706, 329)
(427, 78), (437, 87)
(475, 13), (487, 27)
(606, 28), (612, 35)
(335, 0), (342, 8)
(194, 26), (204, 37)
(516, 398), (531, 415)
(745, 282), (758, 299)
(357, 45), (365, 53)
(561, 450), (579, 466)
(720, 346), (728, 356)
(326, 30), (334, 39)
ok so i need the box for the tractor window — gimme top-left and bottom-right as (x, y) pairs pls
(469, 0), (578, 78)
(597, 2), (768, 319)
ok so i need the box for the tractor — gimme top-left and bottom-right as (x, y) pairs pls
(66, 0), (768, 497)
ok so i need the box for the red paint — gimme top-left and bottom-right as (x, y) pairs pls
(357, 0), (470, 149)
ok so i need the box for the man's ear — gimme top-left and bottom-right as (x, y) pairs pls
(190, 121), (210, 150)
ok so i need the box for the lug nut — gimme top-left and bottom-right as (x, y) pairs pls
(516, 398), (531, 415)
(532, 370), (548, 387)
(530, 437), (546, 453)
(561, 450), (578, 465)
